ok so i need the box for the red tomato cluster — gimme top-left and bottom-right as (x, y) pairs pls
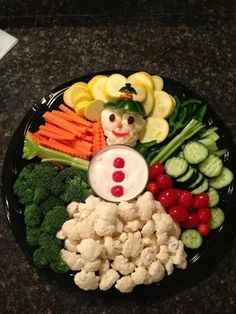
(146, 163), (212, 237)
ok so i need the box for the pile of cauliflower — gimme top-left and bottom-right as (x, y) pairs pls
(57, 192), (187, 293)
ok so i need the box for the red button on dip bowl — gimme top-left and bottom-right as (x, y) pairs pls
(88, 145), (148, 202)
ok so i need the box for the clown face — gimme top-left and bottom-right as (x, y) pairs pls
(101, 109), (145, 147)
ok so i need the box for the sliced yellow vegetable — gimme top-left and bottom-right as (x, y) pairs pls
(152, 75), (164, 91)
(170, 95), (176, 108)
(84, 100), (105, 121)
(132, 84), (147, 102)
(105, 73), (127, 100)
(72, 81), (89, 92)
(151, 91), (175, 118)
(71, 87), (92, 104)
(74, 100), (91, 116)
(88, 75), (108, 102)
(142, 86), (154, 116)
(127, 71), (154, 90)
(139, 117), (169, 143)
(63, 87), (75, 108)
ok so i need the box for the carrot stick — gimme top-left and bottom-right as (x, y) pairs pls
(59, 104), (93, 127)
(37, 129), (75, 141)
(39, 123), (75, 137)
(47, 111), (88, 133)
(36, 137), (91, 159)
(43, 111), (84, 136)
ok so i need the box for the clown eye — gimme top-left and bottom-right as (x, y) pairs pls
(109, 114), (116, 122)
(128, 116), (134, 124)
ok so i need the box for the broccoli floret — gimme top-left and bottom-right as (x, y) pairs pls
(33, 247), (50, 268)
(50, 257), (70, 273)
(26, 163), (59, 190)
(38, 232), (61, 248)
(39, 195), (64, 215)
(26, 227), (41, 246)
(18, 188), (34, 205)
(61, 175), (90, 203)
(24, 204), (42, 227)
(41, 206), (68, 235)
(33, 187), (49, 205)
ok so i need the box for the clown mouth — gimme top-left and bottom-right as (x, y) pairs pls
(112, 130), (130, 137)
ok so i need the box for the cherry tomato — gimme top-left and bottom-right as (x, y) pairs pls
(159, 189), (178, 208)
(197, 208), (212, 223)
(181, 213), (199, 228)
(193, 193), (209, 209)
(149, 163), (165, 180)
(198, 223), (211, 236)
(169, 206), (188, 222)
(156, 174), (173, 190)
(146, 182), (159, 195)
(178, 190), (194, 209)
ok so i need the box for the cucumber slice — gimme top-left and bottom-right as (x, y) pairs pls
(209, 167), (234, 189)
(183, 141), (209, 164)
(181, 229), (203, 249)
(207, 187), (220, 207)
(191, 179), (209, 195)
(210, 207), (225, 229)
(177, 167), (194, 183)
(188, 173), (204, 189)
(199, 154), (223, 178)
(165, 157), (188, 178)
(198, 138), (218, 153)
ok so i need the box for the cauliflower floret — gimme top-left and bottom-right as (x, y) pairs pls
(99, 269), (120, 291)
(77, 239), (102, 262)
(61, 249), (84, 271)
(61, 219), (81, 241)
(122, 232), (143, 258)
(115, 275), (135, 293)
(76, 213), (96, 239)
(169, 221), (181, 238)
(94, 202), (118, 236)
(152, 212), (174, 235)
(64, 238), (79, 252)
(74, 270), (99, 290)
(112, 255), (135, 275)
(116, 219), (124, 234)
(56, 229), (66, 240)
(131, 267), (147, 285)
(154, 201), (165, 213)
(141, 220), (155, 237)
(118, 201), (138, 222)
(84, 259), (102, 272)
(103, 236), (122, 260)
(136, 192), (156, 221)
(148, 260), (165, 283)
(140, 247), (157, 266)
(100, 259), (110, 273)
(142, 234), (157, 248)
(164, 258), (174, 275)
(156, 245), (169, 264)
(156, 232), (168, 245)
(67, 201), (79, 217)
(85, 195), (101, 209)
(124, 220), (143, 233)
(167, 236), (179, 254)
(172, 241), (187, 269)
(119, 232), (128, 243)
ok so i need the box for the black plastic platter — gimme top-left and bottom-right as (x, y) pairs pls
(2, 70), (236, 299)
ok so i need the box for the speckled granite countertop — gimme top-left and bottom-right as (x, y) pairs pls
(0, 14), (236, 314)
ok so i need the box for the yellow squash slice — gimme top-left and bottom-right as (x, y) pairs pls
(142, 86), (154, 116)
(88, 75), (108, 102)
(152, 75), (164, 91)
(72, 82), (89, 91)
(104, 73), (127, 100)
(139, 117), (169, 143)
(151, 91), (175, 119)
(127, 71), (154, 90)
(74, 100), (91, 116)
(71, 87), (92, 104)
(84, 100), (105, 121)
(132, 84), (147, 102)
(63, 87), (75, 108)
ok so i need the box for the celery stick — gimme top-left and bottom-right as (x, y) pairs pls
(151, 119), (204, 164)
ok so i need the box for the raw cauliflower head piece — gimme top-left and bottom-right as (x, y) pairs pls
(74, 270), (99, 291)
(94, 202), (118, 236)
(101, 109), (144, 147)
(77, 238), (102, 262)
(99, 269), (120, 291)
(61, 249), (84, 271)
(122, 231), (143, 258)
(115, 275), (135, 293)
